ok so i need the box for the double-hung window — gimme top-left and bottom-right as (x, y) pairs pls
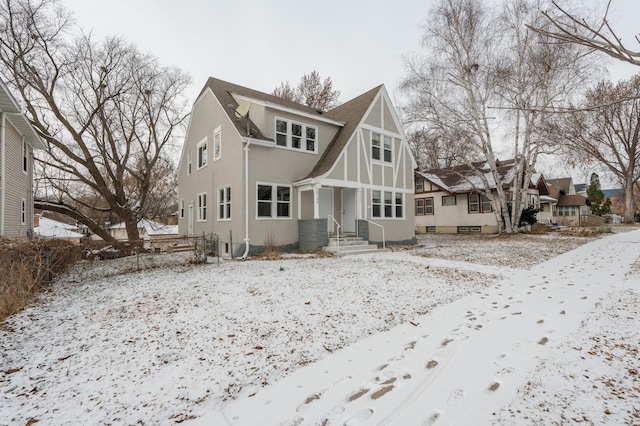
(372, 190), (382, 218)
(424, 197), (434, 214)
(197, 193), (207, 221)
(416, 199), (424, 215)
(384, 192), (393, 218)
(415, 178), (424, 192)
(372, 133), (381, 161)
(395, 193), (403, 218)
(187, 151), (192, 175)
(180, 200), (185, 219)
(274, 118), (317, 153)
(197, 138), (207, 169)
(383, 135), (392, 162)
(218, 187), (231, 220)
(257, 184), (291, 218)
(468, 193), (492, 213)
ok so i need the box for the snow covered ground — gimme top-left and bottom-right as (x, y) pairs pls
(1, 230), (639, 425)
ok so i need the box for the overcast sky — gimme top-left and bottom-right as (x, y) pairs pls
(62, 0), (640, 104)
(61, 0), (640, 185)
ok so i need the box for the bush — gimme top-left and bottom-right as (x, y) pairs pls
(0, 239), (81, 322)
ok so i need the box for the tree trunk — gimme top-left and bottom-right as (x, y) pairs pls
(624, 174), (636, 224)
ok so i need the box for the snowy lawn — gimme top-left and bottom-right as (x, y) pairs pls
(0, 230), (638, 425)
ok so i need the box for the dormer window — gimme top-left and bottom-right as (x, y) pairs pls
(275, 118), (317, 153)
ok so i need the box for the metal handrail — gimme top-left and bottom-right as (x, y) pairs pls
(357, 218), (385, 249)
(327, 215), (341, 253)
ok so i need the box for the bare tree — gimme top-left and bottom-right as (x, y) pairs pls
(547, 74), (640, 223)
(272, 70), (340, 111)
(401, 0), (590, 233)
(533, 0), (640, 67)
(0, 0), (190, 241)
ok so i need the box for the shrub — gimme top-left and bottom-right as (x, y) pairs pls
(0, 239), (80, 322)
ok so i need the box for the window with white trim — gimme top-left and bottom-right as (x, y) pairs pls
(372, 190), (382, 218)
(372, 133), (381, 161)
(257, 184), (291, 218)
(384, 191), (393, 218)
(197, 138), (207, 169)
(197, 193), (207, 221)
(180, 199), (185, 219)
(383, 135), (393, 162)
(21, 198), (26, 225)
(274, 118), (317, 152)
(557, 205), (576, 216)
(214, 127), (221, 161)
(22, 139), (28, 174)
(218, 186), (231, 220)
(187, 151), (192, 175)
(395, 193), (403, 218)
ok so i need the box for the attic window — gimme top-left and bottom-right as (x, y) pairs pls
(372, 132), (392, 163)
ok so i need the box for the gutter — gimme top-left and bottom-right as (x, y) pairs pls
(241, 138), (251, 259)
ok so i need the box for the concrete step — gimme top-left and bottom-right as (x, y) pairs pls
(326, 237), (367, 247)
(323, 243), (381, 256)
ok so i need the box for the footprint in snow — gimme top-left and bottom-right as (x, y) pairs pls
(447, 388), (464, 406)
(344, 408), (374, 425)
(296, 392), (322, 413)
(423, 410), (442, 425)
(278, 416), (304, 426)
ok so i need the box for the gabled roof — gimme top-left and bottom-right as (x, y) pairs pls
(199, 77), (339, 143)
(301, 85), (382, 180)
(416, 159), (539, 194)
(547, 178), (573, 195)
(0, 79), (44, 149)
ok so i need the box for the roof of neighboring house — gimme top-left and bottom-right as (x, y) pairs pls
(557, 194), (590, 207)
(603, 188), (624, 198)
(35, 217), (83, 239)
(303, 85), (382, 180)
(416, 159), (540, 194)
(547, 178), (573, 194)
(0, 79), (44, 149)
(110, 219), (178, 236)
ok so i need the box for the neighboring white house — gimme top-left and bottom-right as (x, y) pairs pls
(107, 218), (178, 242)
(177, 77), (417, 257)
(0, 79), (44, 240)
(33, 216), (84, 244)
(414, 160), (548, 234)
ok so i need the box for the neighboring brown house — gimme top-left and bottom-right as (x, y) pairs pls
(539, 178), (591, 226)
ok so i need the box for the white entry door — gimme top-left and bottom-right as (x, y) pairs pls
(318, 188), (334, 233)
(342, 189), (356, 233)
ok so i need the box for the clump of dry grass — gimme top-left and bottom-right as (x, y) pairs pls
(0, 239), (80, 322)
(260, 228), (281, 260)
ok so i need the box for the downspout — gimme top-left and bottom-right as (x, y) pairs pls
(241, 139), (251, 259)
(0, 113), (5, 237)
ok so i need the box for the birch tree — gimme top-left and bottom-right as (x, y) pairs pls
(0, 0), (190, 241)
(401, 0), (590, 233)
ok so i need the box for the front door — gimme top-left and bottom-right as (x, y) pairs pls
(342, 189), (356, 233)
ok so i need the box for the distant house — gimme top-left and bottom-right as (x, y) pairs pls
(603, 188), (625, 216)
(414, 159), (548, 234)
(107, 218), (178, 242)
(538, 177), (591, 226)
(34, 216), (84, 244)
(177, 77), (416, 257)
(0, 79), (44, 239)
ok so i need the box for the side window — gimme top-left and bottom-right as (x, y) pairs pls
(214, 128), (222, 161)
(197, 138), (207, 169)
(371, 133), (381, 161)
